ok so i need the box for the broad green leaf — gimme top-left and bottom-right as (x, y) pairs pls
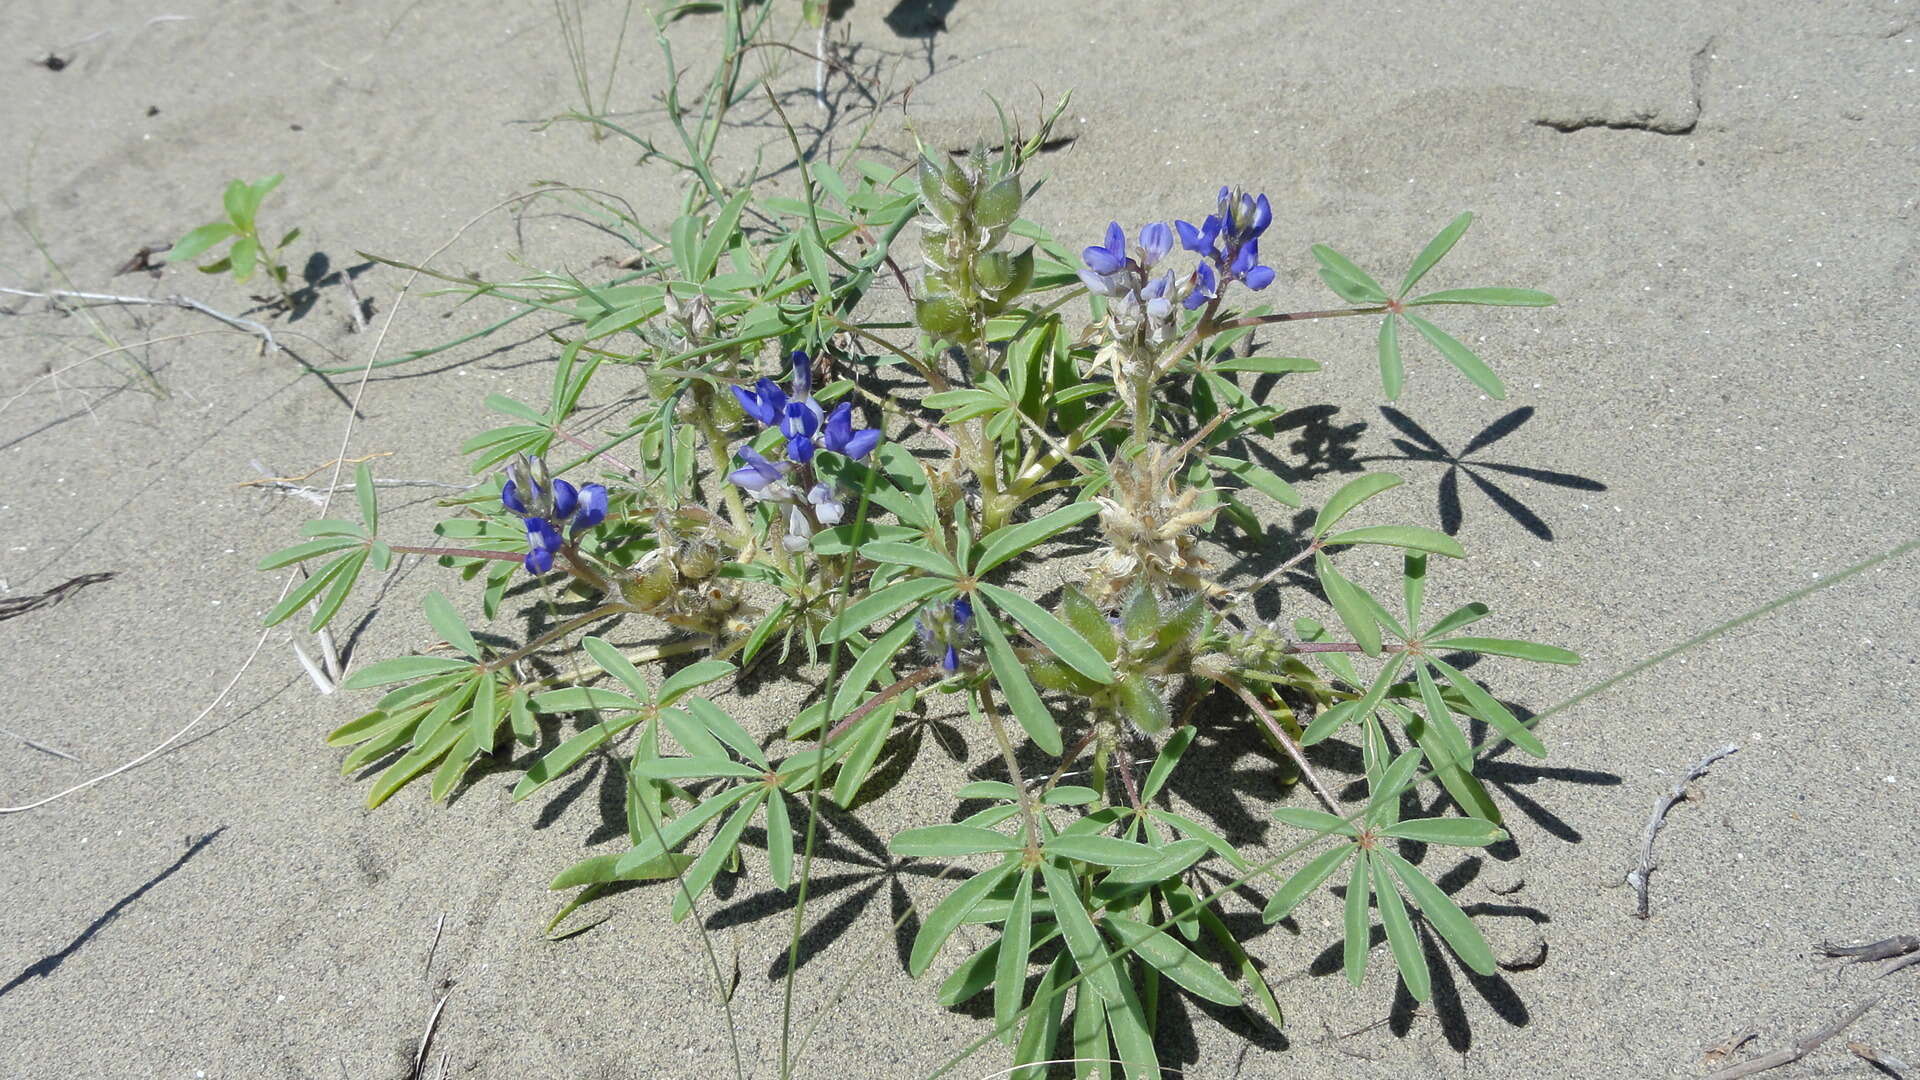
(1378, 745), (1429, 823)
(684, 697), (768, 769)
(1271, 807), (1358, 837)
(656, 660), (735, 707)
(462, 677), (499, 762)
(821, 576), (950, 642)
(1103, 913), (1242, 1006)
(166, 222), (237, 262)
(1391, 692), (1500, 824)
(764, 789), (793, 889)
(1010, 954), (1070, 1080)
(859, 540), (960, 577)
(261, 552), (352, 628)
(528, 687), (646, 714)
(354, 462), (378, 534)
(979, 583), (1115, 685)
(548, 851), (693, 890)
(670, 789), (768, 922)
(228, 235), (259, 282)
(1399, 211), (1472, 296)
(1411, 287), (1556, 307)
(1059, 586), (1119, 661)
(1428, 655), (1547, 757)
(1072, 983), (1110, 1080)
(1379, 315), (1403, 399)
(1380, 816), (1509, 847)
(1043, 833), (1163, 867)
(1425, 602), (1492, 637)
(973, 501), (1102, 575)
(1323, 525), (1465, 559)
(1342, 853), (1372, 986)
(827, 616), (919, 723)
(421, 591), (480, 660)
(1311, 243), (1389, 301)
(1211, 355), (1320, 374)
(1404, 313), (1506, 399)
(1312, 472), (1404, 537)
(307, 549), (367, 633)
(978, 606), (1063, 754)
(909, 859), (1018, 975)
(1315, 553), (1382, 656)
(1402, 553), (1428, 629)
(366, 719), (463, 809)
(1100, 837), (1212, 885)
(1319, 266), (1384, 304)
(510, 713), (646, 800)
(1140, 726), (1195, 801)
(1198, 906), (1285, 1027)
(341, 655), (474, 689)
(630, 757), (767, 780)
(1206, 455), (1300, 507)
(613, 784), (756, 875)
(958, 780), (1019, 800)
(1263, 844), (1357, 923)
(1040, 861), (1126, 1007)
(1379, 849), (1498, 975)
(1372, 856), (1431, 1001)
(890, 824), (1023, 858)
(939, 939), (1002, 1006)
(1431, 636), (1580, 665)
(576, 634), (652, 703)
(995, 868), (1035, 1037)
(256, 537), (360, 570)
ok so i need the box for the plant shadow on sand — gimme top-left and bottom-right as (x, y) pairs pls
(0, 826), (228, 1002)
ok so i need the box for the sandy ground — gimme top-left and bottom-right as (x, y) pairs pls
(2, 1), (1917, 1077)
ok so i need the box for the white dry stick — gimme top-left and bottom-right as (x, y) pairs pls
(1628, 742), (1739, 919)
(0, 286), (280, 353)
(815, 19), (829, 111)
(1702, 995), (1881, 1079)
(410, 990), (453, 1080)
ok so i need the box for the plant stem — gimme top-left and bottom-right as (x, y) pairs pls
(483, 602), (629, 672)
(1220, 677), (1341, 813)
(823, 665), (939, 744)
(979, 682), (1040, 853)
(387, 543), (523, 563)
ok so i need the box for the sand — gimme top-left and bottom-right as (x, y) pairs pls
(2, 0), (1916, 1077)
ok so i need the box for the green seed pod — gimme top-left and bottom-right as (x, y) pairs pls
(985, 247), (1035, 311)
(973, 175), (1023, 229)
(914, 295), (971, 338)
(1117, 676), (1171, 734)
(941, 154), (974, 202)
(974, 251), (1015, 293)
(918, 156), (961, 227)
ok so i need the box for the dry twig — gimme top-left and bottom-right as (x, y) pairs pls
(1627, 742), (1738, 918)
(0, 285), (280, 352)
(1702, 995), (1881, 1079)
(1850, 1041), (1911, 1078)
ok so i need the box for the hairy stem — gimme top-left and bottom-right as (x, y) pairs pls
(979, 682), (1041, 853)
(1220, 677), (1342, 813)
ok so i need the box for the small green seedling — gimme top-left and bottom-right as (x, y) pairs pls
(167, 174), (301, 310)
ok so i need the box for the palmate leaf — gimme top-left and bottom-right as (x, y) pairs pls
(1312, 472), (1403, 537)
(670, 787), (769, 922)
(1399, 211), (1473, 296)
(973, 501), (1102, 575)
(1378, 848), (1498, 975)
(1403, 313), (1506, 399)
(1101, 913), (1242, 1006)
(1379, 314), (1404, 399)
(995, 868), (1035, 1039)
(909, 859), (1018, 976)
(978, 583), (1114, 685)
(1263, 843), (1356, 923)
(1371, 855), (1431, 1002)
(978, 604), (1063, 754)
(1315, 553), (1382, 657)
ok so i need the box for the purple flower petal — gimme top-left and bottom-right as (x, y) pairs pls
(1174, 219), (1206, 253)
(787, 433), (816, 464)
(789, 350), (813, 397)
(1250, 193), (1272, 236)
(501, 478), (527, 516)
(551, 478), (579, 520)
(942, 644), (960, 672)
(1137, 222), (1173, 267)
(842, 428), (881, 461)
(571, 484), (608, 533)
(1244, 264), (1276, 291)
(952, 597), (973, 626)
(781, 399), (820, 441)
(728, 446), (787, 493)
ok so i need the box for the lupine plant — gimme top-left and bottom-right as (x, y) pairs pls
(262, 84), (1572, 1077)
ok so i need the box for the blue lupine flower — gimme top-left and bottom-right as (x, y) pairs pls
(1175, 186), (1276, 304)
(732, 376), (787, 426)
(1079, 221), (1176, 297)
(501, 455), (608, 574)
(726, 446), (790, 494)
(822, 402), (881, 460)
(781, 399), (821, 463)
(917, 598), (977, 673)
